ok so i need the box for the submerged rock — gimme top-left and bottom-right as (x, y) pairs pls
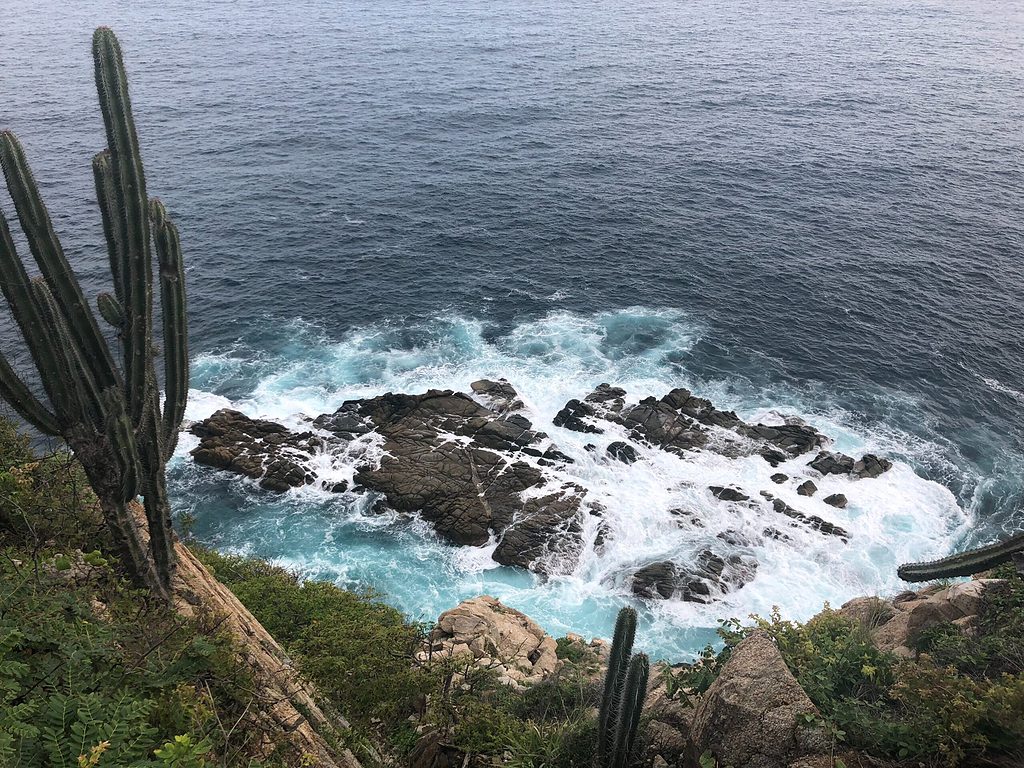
(631, 550), (758, 603)
(607, 441), (641, 464)
(823, 493), (848, 509)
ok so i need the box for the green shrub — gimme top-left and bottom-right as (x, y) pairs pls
(194, 547), (433, 725)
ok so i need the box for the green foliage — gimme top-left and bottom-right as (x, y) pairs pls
(682, 595), (1024, 767)
(154, 734), (213, 767)
(194, 547), (432, 725)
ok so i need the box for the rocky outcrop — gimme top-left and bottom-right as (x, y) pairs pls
(191, 409), (324, 492)
(631, 551), (758, 603)
(689, 631), (829, 768)
(840, 579), (1004, 657)
(189, 380), (896, 605)
(421, 596), (559, 690)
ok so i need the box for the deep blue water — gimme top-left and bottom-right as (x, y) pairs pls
(2, 0), (1023, 658)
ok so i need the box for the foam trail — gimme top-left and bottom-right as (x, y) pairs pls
(171, 308), (971, 660)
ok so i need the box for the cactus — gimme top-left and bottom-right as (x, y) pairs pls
(898, 532), (1024, 582)
(0, 27), (187, 600)
(597, 607), (650, 768)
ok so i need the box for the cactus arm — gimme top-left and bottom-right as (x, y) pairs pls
(97, 292), (125, 329)
(610, 652), (649, 768)
(30, 279), (106, 426)
(598, 606), (637, 764)
(150, 199), (188, 458)
(92, 28), (153, 427)
(100, 389), (140, 502)
(0, 350), (60, 435)
(92, 151), (127, 305)
(0, 133), (121, 398)
(898, 532), (1024, 582)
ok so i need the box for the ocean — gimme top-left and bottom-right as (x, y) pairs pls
(1, 0), (1022, 659)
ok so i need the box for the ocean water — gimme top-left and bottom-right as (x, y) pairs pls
(2, 0), (1023, 659)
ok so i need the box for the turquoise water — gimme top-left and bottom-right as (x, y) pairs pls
(3, 0), (1022, 659)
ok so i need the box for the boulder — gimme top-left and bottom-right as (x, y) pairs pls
(631, 551), (758, 603)
(607, 441), (641, 464)
(771, 473), (789, 484)
(709, 486), (750, 502)
(470, 378), (525, 414)
(808, 451), (856, 476)
(689, 631), (830, 768)
(823, 493), (847, 509)
(428, 596), (559, 689)
(796, 480), (817, 497)
(854, 454), (893, 479)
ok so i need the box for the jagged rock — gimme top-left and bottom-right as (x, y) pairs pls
(607, 441), (641, 464)
(709, 486), (749, 502)
(553, 398), (602, 433)
(761, 448), (789, 466)
(631, 551), (757, 603)
(191, 409), (321, 491)
(871, 579), (1003, 656)
(796, 480), (817, 497)
(427, 596), (559, 690)
(771, 473), (789, 484)
(409, 730), (464, 768)
(584, 383), (627, 409)
(470, 378), (525, 414)
(689, 631), (830, 768)
(854, 454), (893, 479)
(615, 396), (708, 454)
(823, 493), (847, 509)
(808, 451), (856, 476)
(770, 498), (849, 540)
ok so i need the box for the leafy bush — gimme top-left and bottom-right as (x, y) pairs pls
(194, 547), (433, 725)
(677, 593), (1024, 766)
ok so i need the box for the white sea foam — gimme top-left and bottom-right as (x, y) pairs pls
(174, 308), (971, 660)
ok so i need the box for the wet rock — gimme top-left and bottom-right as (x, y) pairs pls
(584, 383), (627, 409)
(796, 480), (817, 497)
(771, 473), (789, 484)
(607, 441), (641, 464)
(808, 451), (856, 476)
(760, 448), (789, 466)
(770, 498), (849, 540)
(190, 409), (321, 491)
(631, 551), (757, 603)
(553, 398), (603, 433)
(709, 486), (749, 502)
(470, 378), (524, 414)
(823, 493), (847, 509)
(615, 396), (708, 454)
(854, 454), (893, 479)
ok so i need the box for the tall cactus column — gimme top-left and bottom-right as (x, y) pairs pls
(0, 28), (188, 600)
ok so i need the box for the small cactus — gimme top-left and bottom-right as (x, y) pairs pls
(597, 607), (650, 768)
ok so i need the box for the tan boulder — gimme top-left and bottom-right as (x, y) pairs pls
(689, 631), (829, 768)
(430, 595), (559, 687)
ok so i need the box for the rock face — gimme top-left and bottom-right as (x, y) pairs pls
(423, 596), (559, 690)
(845, 579), (1004, 657)
(689, 631), (829, 768)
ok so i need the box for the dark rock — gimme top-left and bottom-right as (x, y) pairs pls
(552, 398), (602, 433)
(808, 451), (856, 476)
(470, 378), (524, 414)
(770, 473), (788, 484)
(796, 480), (817, 497)
(607, 441), (641, 464)
(770, 498), (849, 540)
(584, 383), (627, 409)
(760, 448), (788, 466)
(709, 486), (750, 503)
(854, 454), (893, 479)
(823, 493), (848, 509)
(190, 409), (321, 491)
(614, 397), (708, 454)
(631, 550), (757, 603)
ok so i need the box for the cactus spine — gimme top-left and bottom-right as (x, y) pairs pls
(0, 27), (187, 600)
(597, 607), (650, 768)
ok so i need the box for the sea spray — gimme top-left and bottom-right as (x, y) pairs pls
(169, 308), (969, 660)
